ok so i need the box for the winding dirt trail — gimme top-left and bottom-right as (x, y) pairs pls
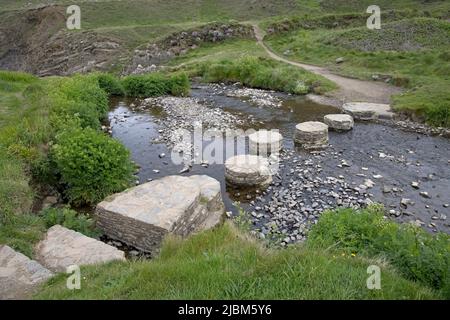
(252, 25), (402, 105)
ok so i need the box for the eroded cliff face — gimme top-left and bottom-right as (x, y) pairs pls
(0, 5), (122, 76)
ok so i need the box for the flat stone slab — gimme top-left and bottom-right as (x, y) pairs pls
(96, 175), (225, 253)
(342, 102), (394, 120)
(0, 245), (53, 299)
(294, 121), (329, 150)
(225, 155), (272, 187)
(249, 130), (283, 155)
(324, 114), (354, 131)
(36, 225), (125, 273)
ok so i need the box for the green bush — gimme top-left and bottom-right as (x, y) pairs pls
(199, 56), (336, 94)
(49, 75), (109, 131)
(307, 205), (450, 296)
(96, 73), (125, 96)
(121, 73), (190, 97)
(51, 128), (134, 206)
(41, 207), (99, 238)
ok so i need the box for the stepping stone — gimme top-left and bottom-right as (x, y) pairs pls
(36, 225), (125, 272)
(324, 114), (354, 131)
(248, 130), (283, 156)
(225, 155), (272, 187)
(294, 121), (329, 150)
(342, 102), (394, 120)
(0, 245), (53, 299)
(96, 175), (225, 254)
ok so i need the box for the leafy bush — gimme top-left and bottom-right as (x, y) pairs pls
(307, 205), (450, 296)
(199, 56), (336, 94)
(41, 207), (99, 238)
(51, 128), (134, 206)
(49, 75), (109, 131)
(96, 73), (125, 96)
(121, 73), (190, 97)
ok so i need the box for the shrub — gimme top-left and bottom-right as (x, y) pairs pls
(49, 76), (109, 131)
(51, 128), (134, 206)
(307, 205), (450, 296)
(199, 56), (336, 94)
(41, 207), (99, 238)
(121, 73), (190, 97)
(96, 73), (125, 96)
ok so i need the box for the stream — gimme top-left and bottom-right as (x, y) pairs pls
(108, 83), (450, 242)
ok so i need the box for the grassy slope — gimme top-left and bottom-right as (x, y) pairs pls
(265, 16), (450, 126)
(35, 222), (439, 300)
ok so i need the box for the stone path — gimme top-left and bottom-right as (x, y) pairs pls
(96, 175), (225, 254)
(0, 245), (53, 299)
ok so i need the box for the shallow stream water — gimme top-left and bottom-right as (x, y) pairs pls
(108, 84), (450, 236)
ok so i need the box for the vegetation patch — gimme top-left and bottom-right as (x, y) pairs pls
(35, 221), (439, 300)
(323, 18), (450, 52)
(308, 205), (450, 297)
(41, 207), (99, 238)
(121, 73), (190, 97)
(190, 56), (336, 95)
(50, 128), (134, 206)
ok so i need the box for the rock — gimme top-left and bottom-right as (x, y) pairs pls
(419, 191), (431, 199)
(248, 130), (283, 156)
(364, 179), (375, 188)
(41, 195), (58, 210)
(373, 174), (383, 179)
(225, 155), (272, 187)
(411, 181), (420, 189)
(342, 102), (394, 120)
(382, 186), (392, 193)
(35, 225), (125, 272)
(323, 114), (354, 131)
(335, 57), (345, 64)
(400, 198), (414, 209)
(96, 175), (225, 253)
(294, 121), (329, 150)
(0, 245), (53, 299)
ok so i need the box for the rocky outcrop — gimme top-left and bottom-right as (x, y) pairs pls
(96, 175), (225, 254)
(35, 225), (125, 272)
(0, 245), (53, 299)
(0, 5), (122, 76)
(128, 23), (254, 74)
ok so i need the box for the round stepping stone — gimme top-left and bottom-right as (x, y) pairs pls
(342, 102), (393, 120)
(294, 121), (329, 150)
(248, 130), (283, 156)
(225, 155), (272, 187)
(324, 114), (354, 131)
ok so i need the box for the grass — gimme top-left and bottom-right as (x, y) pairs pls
(265, 17), (450, 126)
(308, 205), (450, 297)
(169, 39), (337, 95)
(34, 221), (440, 300)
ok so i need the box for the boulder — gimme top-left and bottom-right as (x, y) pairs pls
(225, 155), (272, 187)
(342, 102), (394, 120)
(96, 175), (225, 253)
(294, 121), (329, 150)
(323, 114), (354, 131)
(0, 245), (53, 299)
(248, 130), (283, 156)
(35, 225), (125, 272)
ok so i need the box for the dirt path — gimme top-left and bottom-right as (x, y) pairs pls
(252, 25), (403, 105)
